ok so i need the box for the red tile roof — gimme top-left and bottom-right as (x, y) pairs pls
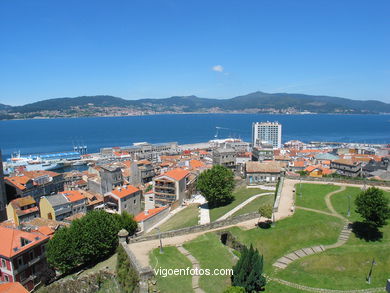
(160, 168), (190, 181)
(60, 190), (86, 202)
(134, 206), (169, 222)
(0, 282), (29, 293)
(0, 226), (49, 258)
(190, 159), (205, 169)
(111, 185), (140, 199)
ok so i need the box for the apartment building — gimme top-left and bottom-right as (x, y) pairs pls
(252, 121), (282, 149)
(153, 168), (190, 207)
(6, 196), (40, 226)
(0, 226), (49, 291)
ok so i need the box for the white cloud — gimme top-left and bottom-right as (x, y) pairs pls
(212, 65), (224, 72)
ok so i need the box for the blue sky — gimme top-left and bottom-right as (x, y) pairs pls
(0, 0), (389, 105)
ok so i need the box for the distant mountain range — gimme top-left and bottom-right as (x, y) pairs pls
(1, 91), (390, 119)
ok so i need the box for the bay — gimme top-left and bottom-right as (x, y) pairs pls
(1, 114), (390, 159)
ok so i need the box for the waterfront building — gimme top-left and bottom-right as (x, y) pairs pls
(6, 196), (40, 226)
(104, 185), (142, 215)
(252, 121), (282, 149)
(153, 168), (190, 207)
(0, 150), (6, 221)
(4, 171), (64, 204)
(0, 226), (49, 291)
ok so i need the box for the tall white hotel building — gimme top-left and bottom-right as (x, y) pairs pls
(252, 121), (282, 149)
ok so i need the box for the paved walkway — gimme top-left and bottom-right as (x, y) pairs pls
(273, 185), (353, 269)
(129, 217), (261, 267)
(216, 192), (274, 221)
(177, 245), (205, 293)
(199, 203), (210, 225)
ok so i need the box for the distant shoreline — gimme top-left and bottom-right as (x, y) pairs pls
(2, 111), (390, 122)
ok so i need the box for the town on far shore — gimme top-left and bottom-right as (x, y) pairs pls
(0, 121), (390, 293)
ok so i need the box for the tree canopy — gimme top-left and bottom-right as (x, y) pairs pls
(47, 210), (137, 274)
(231, 244), (266, 292)
(355, 187), (390, 228)
(258, 204), (273, 220)
(197, 165), (235, 208)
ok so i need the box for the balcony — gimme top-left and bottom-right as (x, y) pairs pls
(13, 253), (46, 275)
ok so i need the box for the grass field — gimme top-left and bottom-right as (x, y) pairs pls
(295, 183), (340, 212)
(183, 233), (235, 293)
(158, 204), (200, 232)
(209, 187), (266, 222)
(230, 209), (344, 271)
(231, 193), (274, 218)
(149, 246), (194, 293)
(331, 186), (363, 221)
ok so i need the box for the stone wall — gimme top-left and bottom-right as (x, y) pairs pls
(129, 212), (259, 243)
(119, 242), (154, 293)
(39, 270), (116, 293)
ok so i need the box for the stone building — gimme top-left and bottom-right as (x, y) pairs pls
(212, 148), (236, 170)
(330, 159), (362, 177)
(105, 185), (142, 215)
(245, 161), (284, 184)
(6, 196), (40, 225)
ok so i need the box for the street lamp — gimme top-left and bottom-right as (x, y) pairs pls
(299, 177), (302, 198)
(155, 227), (164, 254)
(366, 258), (376, 284)
(271, 212), (275, 228)
(347, 195), (351, 218)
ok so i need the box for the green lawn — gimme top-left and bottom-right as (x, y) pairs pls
(273, 186), (390, 291)
(231, 194), (274, 218)
(265, 280), (306, 293)
(158, 204), (199, 232)
(149, 246), (194, 293)
(209, 188), (266, 222)
(275, 244), (390, 290)
(183, 233), (235, 293)
(295, 183), (340, 212)
(230, 209), (344, 271)
(331, 186), (363, 221)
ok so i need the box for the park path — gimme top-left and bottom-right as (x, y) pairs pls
(216, 192), (274, 221)
(176, 245), (205, 293)
(199, 203), (210, 225)
(128, 182), (294, 268)
(273, 185), (353, 269)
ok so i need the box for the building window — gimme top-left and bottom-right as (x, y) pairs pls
(4, 275), (9, 282)
(134, 199), (136, 204)
(29, 250), (34, 261)
(18, 257), (23, 266)
(1, 259), (6, 268)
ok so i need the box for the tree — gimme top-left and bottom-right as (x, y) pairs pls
(355, 187), (390, 228)
(232, 244), (266, 292)
(112, 211), (138, 236)
(258, 204), (273, 220)
(197, 165), (235, 208)
(47, 210), (123, 274)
